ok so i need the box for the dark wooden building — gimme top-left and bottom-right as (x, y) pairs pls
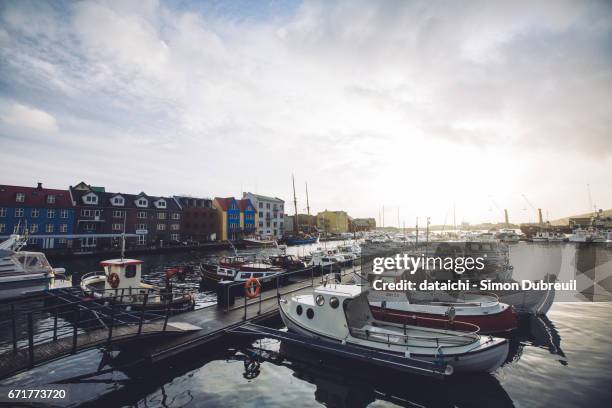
(175, 196), (218, 242)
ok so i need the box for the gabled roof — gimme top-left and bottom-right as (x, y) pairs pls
(0, 184), (73, 207)
(214, 197), (237, 211)
(237, 198), (254, 211)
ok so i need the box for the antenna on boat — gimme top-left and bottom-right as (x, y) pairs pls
(305, 182), (311, 233)
(292, 174), (299, 234)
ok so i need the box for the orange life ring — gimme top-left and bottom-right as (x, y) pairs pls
(244, 277), (261, 299)
(107, 272), (120, 289)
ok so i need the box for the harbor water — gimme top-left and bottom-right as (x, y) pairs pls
(1, 242), (611, 407)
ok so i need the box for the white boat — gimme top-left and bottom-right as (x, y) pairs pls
(280, 284), (509, 373)
(80, 258), (195, 311)
(568, 228), (594, 243)
(496, 229), (521, 243)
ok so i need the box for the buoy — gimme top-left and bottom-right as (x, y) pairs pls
(244, 277), (261, 299)
(107, 272), (120, 289)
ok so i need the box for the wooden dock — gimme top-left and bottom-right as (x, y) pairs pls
(0, 266), (358, 380)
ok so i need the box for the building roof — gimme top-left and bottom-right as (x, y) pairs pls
(237, 198), (254, 211)
(243, 192), (284, 203)
(214, 197), (237, 211)
(70, 185), (180, 210)
(0, 183), (73, 207)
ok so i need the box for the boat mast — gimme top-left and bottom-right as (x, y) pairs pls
(292, 174), (299, 234)
(305, 182), (311, 233)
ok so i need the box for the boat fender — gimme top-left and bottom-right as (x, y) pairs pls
(435, 347), (445, 365)
(107, 272), (120, 289)
(244, 277), (262, 299)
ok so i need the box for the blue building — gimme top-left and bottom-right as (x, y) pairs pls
(213, 197), (241, 240)
(238, 198), (256, 236)
(0, 183), (76, 249)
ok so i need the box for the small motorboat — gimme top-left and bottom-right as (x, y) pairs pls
(241, 237), (277, 248)
(283, 234), (319, 246)
(0, 234), (70, 300)
(369, 291), (518, 334)
(80, 258), (195, 313)
(280, 284), (509, 373)
(268, 254), (307, 271)
(200, 256), (284, 286)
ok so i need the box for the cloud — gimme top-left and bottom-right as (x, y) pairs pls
(0, 0), (611, 223)
(0, 102), (58, 133)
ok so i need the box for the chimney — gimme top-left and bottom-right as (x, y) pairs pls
(538, 208), (543, 225)
(36, 182), (43, 190)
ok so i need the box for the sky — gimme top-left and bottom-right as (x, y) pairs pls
(0, 0), (611, 226)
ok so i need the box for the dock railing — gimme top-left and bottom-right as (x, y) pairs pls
(220, 261), (357, 320)
(0, 287), (181, 370)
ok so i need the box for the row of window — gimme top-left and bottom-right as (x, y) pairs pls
(14, 193), (57, 204)
(0, 223), (68, 233)
(257, 211), (283, 219)
(257, 202), (283, 211)
(79, 209), (180, 219)
(79, 234), (180, 247)
(0, 208), (70, 219)
(259, 221), (284, 228)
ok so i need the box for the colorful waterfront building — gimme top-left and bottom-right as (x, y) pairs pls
(238, 198), (256, 236)
(0, 183), (75, 249)
(213, 197), (241, 241)
(316, 210), (350, 234)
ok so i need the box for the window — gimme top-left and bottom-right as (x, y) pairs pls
(15, 208), (24, 217)
(47, 195), (56, 204)
(171, 224), (180, 231)
(16, 193), (25, 202)
(59, 209), (68, 218)
(259, 202), (263, 208)
(47, 209), (55, 218)
(136, 223), (147, 231)
(30, 224), (38, 233)
(137, 211), (147, 219)
(81, 209), (101, 217)
(84, 194), (98, 204)
(157, 212), (166, 220)
(113, 210), (124, 218)
(170, 234), (179, 241)
(81, 237), (97, 248)
(84, 223), (96, 232)
(125, 265), (137, 278)
(259, 221), (263, 227)
(46, 224), (54, 233)
(112, 196), (124, 206)
(156, 200), (167, 208)
(266, 203), (270, 209)
(137, 198), (147, 207)
(112, 223), (122, 231)
(259, 211), (263, 218)
(0, 224), (5, 233)
(137, 235), (146, 245)
(171, 213), (180, 220)
(0, 208), (6, 217)
(60, 224), (67, 233)
(58, 238), (66, 244)
(157, 224), (165, 231)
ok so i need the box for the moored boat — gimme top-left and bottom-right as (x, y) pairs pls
(80, 258), (195, 313)
(280, 284), (509, 373)
(369, 291), (518, 334)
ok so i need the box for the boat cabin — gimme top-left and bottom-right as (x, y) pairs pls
(100, 259), (144, 290)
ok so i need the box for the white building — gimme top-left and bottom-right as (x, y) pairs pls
(242, 192), (284, 239)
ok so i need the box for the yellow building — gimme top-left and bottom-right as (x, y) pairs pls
(316, 210), (350, 234)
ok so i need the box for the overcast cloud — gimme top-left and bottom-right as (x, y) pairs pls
(0, 0), (611, 224)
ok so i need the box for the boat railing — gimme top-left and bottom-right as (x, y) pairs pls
(349, 324), (480, 348)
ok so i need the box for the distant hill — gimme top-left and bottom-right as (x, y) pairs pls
(549, 208), (612, 226)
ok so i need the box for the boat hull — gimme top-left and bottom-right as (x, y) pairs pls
(369, 305), (518, 334)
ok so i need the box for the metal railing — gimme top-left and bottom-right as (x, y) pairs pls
(0, 288), (182, 369)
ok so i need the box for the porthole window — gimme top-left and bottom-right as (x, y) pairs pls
(306, 308), (314, 319)
(296, 305), (303, 315)
(329, 297), (339, 309)
(315, 295), (325, 306)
